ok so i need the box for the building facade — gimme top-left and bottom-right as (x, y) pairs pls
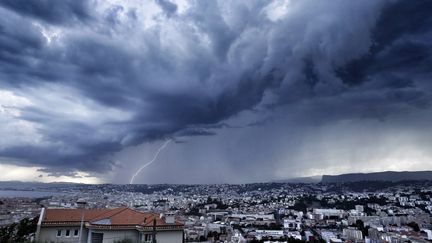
(35, 207), (184, 243)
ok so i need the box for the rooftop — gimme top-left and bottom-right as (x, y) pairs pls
(42, 207), (183, 228)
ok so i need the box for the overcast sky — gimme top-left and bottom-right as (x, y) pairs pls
(0, 0), (432, 184)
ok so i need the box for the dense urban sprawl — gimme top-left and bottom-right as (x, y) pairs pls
(1, 181), (432, 242)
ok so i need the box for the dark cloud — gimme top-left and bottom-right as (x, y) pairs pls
(372, 0), (432, 49)
(336, 0), (432, 86)
(37, 168), (83, 178)
(176, 129), (217, 137)
(0, 0), (93, 25)
(0, 0), (431, 180)
(155, 0), (177, 17)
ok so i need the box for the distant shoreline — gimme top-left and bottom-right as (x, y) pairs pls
(0, 190), (65, 199)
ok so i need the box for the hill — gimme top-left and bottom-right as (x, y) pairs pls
(273, 176), (322, 184)
(321, 171), (432, 183)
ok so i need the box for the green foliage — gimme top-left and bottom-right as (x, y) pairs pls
(199, 235), (206, 241)
(354, 219), (369, 237)
(289, 195), (318, 213)
(207, 231), (221, 240)
(255, 222), (283, 230)
(0, 216), (38, 243)
(185, 206), (200, 216)
(407, 221), (420, 232)
(205, 197), (229, 209)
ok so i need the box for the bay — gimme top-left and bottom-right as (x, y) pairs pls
(0, 190), (65, 198)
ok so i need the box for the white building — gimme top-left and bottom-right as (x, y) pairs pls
(355, 205), (364, 213)
(313, 208), (345, 219)
(35, 207), (184, 243)
(254, 230), (284, 240)
(283, 219), (301, 230)
(343, 228), (363, 241)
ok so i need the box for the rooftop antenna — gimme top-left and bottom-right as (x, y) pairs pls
(152, 218), (157, 243)
(77, 199), (87, 243)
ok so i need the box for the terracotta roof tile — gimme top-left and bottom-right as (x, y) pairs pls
(43, 208), (183, 227)
(44, 208), (112, 223)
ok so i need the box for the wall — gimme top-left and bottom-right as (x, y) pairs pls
(39, 227), (183, 243)
(156, 230), (183, 243)
(38, 226), (88, 243)
(89, 229), (139, 243)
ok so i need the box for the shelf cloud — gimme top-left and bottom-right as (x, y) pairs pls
(0, 0), (431, 182)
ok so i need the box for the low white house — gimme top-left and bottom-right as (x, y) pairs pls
(35, 207), (184, 243)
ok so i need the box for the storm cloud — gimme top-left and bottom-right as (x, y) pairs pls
(0, 0), (432, 182)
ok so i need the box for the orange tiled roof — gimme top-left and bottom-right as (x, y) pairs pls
(42, 207), (183, 227)
(43, 208), (113, 223)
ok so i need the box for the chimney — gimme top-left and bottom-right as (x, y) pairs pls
(160, 212), (175, 224)
(77, 198), (87, 209)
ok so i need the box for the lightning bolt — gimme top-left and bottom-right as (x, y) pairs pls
(129, 139), (172, 184)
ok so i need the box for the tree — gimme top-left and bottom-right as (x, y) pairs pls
(407, 222), (420, 232)
(355, 219), (369, 237)
(207, 231), (220, 240)
(199, 235), (206, 241)
(0, 216), (38, 243)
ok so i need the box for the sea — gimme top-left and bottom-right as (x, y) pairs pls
(0, 190), (65, 198)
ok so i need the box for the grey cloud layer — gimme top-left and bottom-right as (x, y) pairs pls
(0, 0), (94, 24)
(0, 0), (431, 176)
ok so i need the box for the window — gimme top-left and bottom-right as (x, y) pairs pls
(65, 229), (70, 237)
(91, 232), (104, 243)
(56, 230), (62, 237)
(141, 233), (153, 242)
(144, 234), (152, 242)
(74, 229), (79, 237)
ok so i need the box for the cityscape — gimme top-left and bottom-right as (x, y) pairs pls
(1, 175), (432, 242)
(1, 0), (432, 242)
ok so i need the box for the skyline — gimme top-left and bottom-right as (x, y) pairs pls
(1, 0), (432, 184)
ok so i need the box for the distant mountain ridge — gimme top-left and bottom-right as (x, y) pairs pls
(1, 171), (431, 185)
(321, 171), (432, 183)
(0, 181), (85, 191)
(273, 175), (322, 184)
